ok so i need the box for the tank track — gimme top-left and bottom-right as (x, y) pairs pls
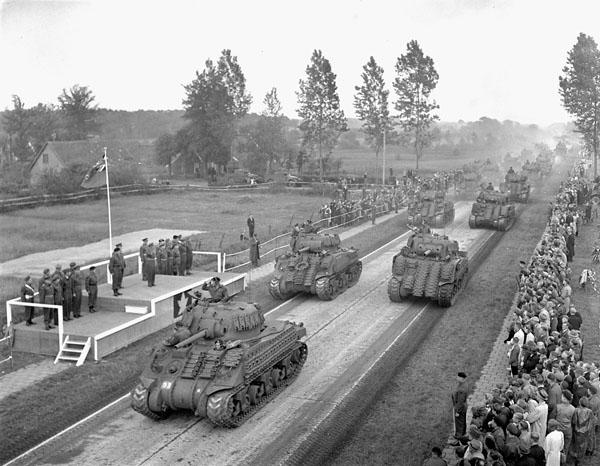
(206, 342), (308, 428)
(347, 261), (362, 287)
(411, 262), (431, 297)
(387, 276), (402, 302)
(392, 256), (406, 276)
(425, 262), (442, 298)
(437, 283), (456, 307)
(315, 276), (336, 300)
(131, 383), (169, 421)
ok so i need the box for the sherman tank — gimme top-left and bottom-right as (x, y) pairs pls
(131, 299), (307, 427)
(407, 190), (455, 227)
(269, 230), (362, 301)
(387, 230), (468, 307)
(500, 170), (530, 203)
(469, 190), (517, 231)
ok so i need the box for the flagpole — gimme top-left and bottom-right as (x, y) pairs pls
(104, 147), (113, 256)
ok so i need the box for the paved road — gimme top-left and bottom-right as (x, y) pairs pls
(11, 202), (495, 466)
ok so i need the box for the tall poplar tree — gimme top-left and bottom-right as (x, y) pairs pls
(393, 41), (439, 169)
(354, 56), (393, 180)
(297, 50), (347, 181)
(559, 33), (600, 177)
(58, 84), (99, 140)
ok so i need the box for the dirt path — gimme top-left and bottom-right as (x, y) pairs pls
(0, 229), (204, 278)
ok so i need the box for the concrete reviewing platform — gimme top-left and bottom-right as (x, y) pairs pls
(12, 271), (245, 361)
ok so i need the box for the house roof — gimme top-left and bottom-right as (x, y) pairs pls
(30, 139), (156, 171)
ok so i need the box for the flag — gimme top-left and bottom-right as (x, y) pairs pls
(81, 156), (107, 189)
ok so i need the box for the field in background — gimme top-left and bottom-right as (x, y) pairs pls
(332, 147), (503, 178)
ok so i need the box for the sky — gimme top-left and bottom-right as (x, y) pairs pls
(1, 0), (599, 125)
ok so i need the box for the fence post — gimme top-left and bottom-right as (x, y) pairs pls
(222, 253), (227, 272)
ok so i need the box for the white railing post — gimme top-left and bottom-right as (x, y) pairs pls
(58, 304), (64, 350)
(218, 253), (222, 273)
(107, 263), (112, 285)
(223, 253), (227, 272)
(6, 300), (12, 327)
(138, 255), (142, 275)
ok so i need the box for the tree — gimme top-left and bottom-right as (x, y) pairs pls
(354, 56), (393, 182)
(28, 103), (59, 153)
(559, 33), (600, 177)
(2, 95), (32, 161)
(58, 84), (99, 140)
(155, 133), (178, 176)
(183, 50), (252, 173)
(297, 50), (348, 181)
(393, 40), (439, 169)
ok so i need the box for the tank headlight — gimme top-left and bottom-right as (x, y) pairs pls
(167, 361), (181, 374)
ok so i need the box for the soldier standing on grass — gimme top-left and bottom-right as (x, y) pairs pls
(109, 247), (124, 296)
(72, 263), (83, 318)
(21, 276), (36, 326)
(146, 242), (157, 287)
(452, 371), (468, 441)
(139, 238), (148, 281)
(247, 214), (255, 238)
(85, 266), (98, 313)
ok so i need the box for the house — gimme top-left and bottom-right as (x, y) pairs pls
(29, 139), (160, 185)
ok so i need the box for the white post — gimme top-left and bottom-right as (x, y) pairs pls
(58, 304), (64, 350)
(6, 301), (12, 327)
(104, 147), (114, 285)
(222, 253), (226, 272)
(382, 127), (386, 186)
(218, 253), (222, 273)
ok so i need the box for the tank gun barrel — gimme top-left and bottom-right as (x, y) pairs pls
(175, 329), (208, 349)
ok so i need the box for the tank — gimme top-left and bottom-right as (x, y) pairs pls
(269, 230), (362, 301)
(407, 190), (455, 227)
(500, 170), (530, 203)
(131, 300), (307, 427)
(469, 190), (517, 231)
(387, 230), (469, 307)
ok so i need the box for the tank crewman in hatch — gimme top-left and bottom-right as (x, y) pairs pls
(486, 182), (494, 191)
(163, 301), (201, 346)
(201, 277), (229, 302)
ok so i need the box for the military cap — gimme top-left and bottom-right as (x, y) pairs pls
(158, 239), (165, 243)
(90, 266), (96, 270)
(70, 262), (76, 268)
(142, 238), (148, 242)
(173, 235), (178, 240)
(458, 371), (467, 379)
(116, 242), (122, 247)
(43, 268), (50, 274)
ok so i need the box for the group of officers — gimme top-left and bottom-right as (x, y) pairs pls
(108, 235), (195, 294)
(21, 261), (99, 330)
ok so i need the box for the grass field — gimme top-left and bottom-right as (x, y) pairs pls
(331, 147), (498, 178)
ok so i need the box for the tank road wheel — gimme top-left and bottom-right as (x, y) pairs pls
(247, 384), (260, 405)
(131, 383), (169, 421)
(468, 215), (477, 229)
(347, 262), (362, 287)
(316, 277), (335, 301)
(270, 368), (282, 388)
(388, 276), (403, 302)
(269, 277), (284, 299)
(207, 390), (235, 427)
(437, 283), (457, 308)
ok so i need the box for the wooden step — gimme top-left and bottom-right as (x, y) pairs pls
(54, 335), (92, 366)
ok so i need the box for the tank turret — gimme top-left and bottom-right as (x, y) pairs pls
(407, 190), (455, 227)
(131, 300), (307, 427)
(388, 231), (468, 307)
(501, 170), (530, 203)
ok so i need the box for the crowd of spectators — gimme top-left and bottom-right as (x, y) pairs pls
(444, 160), (599, 466)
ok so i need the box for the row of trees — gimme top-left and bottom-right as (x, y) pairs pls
(159, 41), (440, 181)
(1, 85), (99, 163)
(560, 33), (600, 177)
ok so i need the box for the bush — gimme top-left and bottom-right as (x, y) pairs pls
(0, 163), (30, 195)
(32, 167), (83, 194)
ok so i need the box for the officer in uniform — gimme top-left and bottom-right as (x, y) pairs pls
(139, 238), (148, 280)
(157, 239), (167, 274)
(71, 263), (83, 318)
(185, 237), (193, 275)
(171, 236), (181, 276)
(178, 235), (186, 276)
(85, 266), (98, 312)
(109, 246), (124, 296)
(38, 268), (54, 330)
(165, 238), (173, 275)
(201, 277), (229, 302)
(62, 265), (75, 321)
(51, 265), (64, 325)
(115, 243), (125, 288)
(21, 276), (36, 326)
(145, 242), (157, 287)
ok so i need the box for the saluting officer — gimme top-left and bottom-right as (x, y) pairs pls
(21, 276), (36, 326)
